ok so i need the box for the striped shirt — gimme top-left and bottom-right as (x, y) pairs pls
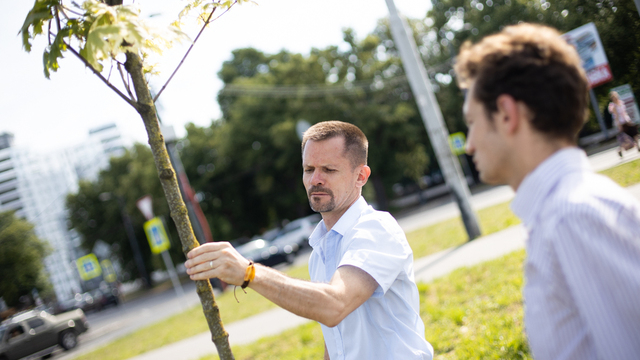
(511, 147), (640, 360)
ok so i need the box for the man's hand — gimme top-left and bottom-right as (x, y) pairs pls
(185, 242), (250, 286)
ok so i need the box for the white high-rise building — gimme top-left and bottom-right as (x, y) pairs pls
(0, 124), (125, 302)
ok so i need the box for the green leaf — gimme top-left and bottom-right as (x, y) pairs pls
(20, 0), (58, 52)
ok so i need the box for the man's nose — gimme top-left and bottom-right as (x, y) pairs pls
(465, 136), (475, 155)
(310, 170), (324, 185)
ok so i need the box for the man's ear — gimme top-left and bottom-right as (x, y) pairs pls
(356, 165), (371, 187)
(495, 94), (520, 135)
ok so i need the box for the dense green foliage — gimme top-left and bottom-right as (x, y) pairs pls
(423, 0), (640, 136)
(180, 26), (434, 240)
(0, 211), (52, 307)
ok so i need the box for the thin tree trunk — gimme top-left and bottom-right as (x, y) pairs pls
(124, 51), (234, 359)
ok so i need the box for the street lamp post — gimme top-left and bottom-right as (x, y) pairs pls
(385, 0), (482, 240)
(99, 192), (151, 287)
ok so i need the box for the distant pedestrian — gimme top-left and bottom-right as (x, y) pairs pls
(185, 121), (433, 359)
(455, 23), (640, 360)
(608, 90), (640, 156)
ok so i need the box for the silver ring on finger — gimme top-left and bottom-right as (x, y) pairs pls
(209, 260), (213, 269)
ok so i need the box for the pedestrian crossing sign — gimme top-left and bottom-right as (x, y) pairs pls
(76, 254), (102, 281)
(448, 132), (467, 155)
(144, 217), (171, 254)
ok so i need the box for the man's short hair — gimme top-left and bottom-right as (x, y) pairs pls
(454, 23), (589, 143)
(301, 120), (368, 167)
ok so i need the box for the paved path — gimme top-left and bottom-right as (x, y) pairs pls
(125, 147), (640, 360)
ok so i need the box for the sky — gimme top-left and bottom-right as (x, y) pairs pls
(1, 0), (430, 153)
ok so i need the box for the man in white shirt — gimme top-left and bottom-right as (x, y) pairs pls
(454, 23), (640, 360)
(185, 120), (433, 359)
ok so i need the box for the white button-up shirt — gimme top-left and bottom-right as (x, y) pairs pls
(512, 147), (640, 360)
(308, 196), (433, 360)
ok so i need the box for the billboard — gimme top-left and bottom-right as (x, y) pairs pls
(563, 22), (613, 88)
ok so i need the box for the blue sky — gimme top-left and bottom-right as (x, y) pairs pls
(1, 0), (430, 153)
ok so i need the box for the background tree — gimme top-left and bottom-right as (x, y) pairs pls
(22, 0), (242, 357)
(422, 0), (640, 137)
(66, 144), (185, 286)
(195, 25), (429, 230)
(0, 211), (52, 308)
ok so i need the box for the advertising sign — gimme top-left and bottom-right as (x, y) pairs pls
(610, 84), (640, 125)
(563, 22), (613, 88)
(143, 217), (171, 254)
(76, 254), (102, 281)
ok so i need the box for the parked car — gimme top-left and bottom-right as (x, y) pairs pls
(236, 238), (291, 267)
(0, 308), (89, 360)
(271, 214), (321, 253)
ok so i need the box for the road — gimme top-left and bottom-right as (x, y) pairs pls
(47, 145), (639, 359)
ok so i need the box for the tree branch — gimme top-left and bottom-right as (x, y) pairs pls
(65, 44), (139, 110)
(118, 62), (136, 100)
(61, 4), (84, 17)
(153, 1), (238, 103)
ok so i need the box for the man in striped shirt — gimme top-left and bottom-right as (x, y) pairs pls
(454, 23), (640, 360)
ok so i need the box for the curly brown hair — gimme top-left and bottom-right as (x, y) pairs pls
(455, 23), (589, 143)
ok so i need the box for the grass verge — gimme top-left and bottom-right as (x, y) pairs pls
(599, 157), (640, 187)
(205, 250), (529, 360)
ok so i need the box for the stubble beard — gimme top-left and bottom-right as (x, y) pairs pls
(308, 186), (336, 213)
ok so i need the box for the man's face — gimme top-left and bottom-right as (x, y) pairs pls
(464, 84), (510, 185)
(302, 137), (361, 216)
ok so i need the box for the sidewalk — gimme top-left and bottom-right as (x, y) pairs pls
(129, 148), (640, 360)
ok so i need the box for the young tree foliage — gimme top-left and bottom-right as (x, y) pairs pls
(20, 0), (248, 358)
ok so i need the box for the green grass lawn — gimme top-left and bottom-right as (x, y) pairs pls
(206, 250), (529, 360)
(599, 157), (640, 187)
(74, 157), (639, 360)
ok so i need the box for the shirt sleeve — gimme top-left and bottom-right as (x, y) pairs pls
(338, 214), (412, 295)
(552, 209), (640, 360)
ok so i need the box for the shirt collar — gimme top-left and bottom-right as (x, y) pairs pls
(511, 147), (590, 227)
(309, 196), (368, 248)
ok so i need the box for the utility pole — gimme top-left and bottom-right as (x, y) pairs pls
(100, 192), (151, 287)
(385, 0), (482, 240)
(161, 125), (214, 245)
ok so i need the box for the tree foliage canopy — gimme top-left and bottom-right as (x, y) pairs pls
(422, 0), (640, 136)
(0, 211), (52, 307)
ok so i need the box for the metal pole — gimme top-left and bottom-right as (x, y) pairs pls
(163, 125), (214, 245)
(160, 250), (186, 307)
(385, 0), (481, 240)
(635, 0), (640, 18)
(589, 88), (609, 138)
(118, 196), (151, 287)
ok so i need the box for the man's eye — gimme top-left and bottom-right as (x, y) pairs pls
(304, 169), (314, 173)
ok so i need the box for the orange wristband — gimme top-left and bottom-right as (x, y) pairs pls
(241, 261), (255, 289)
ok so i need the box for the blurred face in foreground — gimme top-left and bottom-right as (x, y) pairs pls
(464, 83), (511, 185)
(302, 136), (369, 226)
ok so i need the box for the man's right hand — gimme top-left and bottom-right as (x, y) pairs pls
(185, 242), (251, 286)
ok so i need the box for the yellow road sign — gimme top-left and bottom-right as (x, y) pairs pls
(76, 254), (102, 281)
(101, 259), (117, 283)
(448, 132), (467, 155)
(144, 217), (171, 254)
